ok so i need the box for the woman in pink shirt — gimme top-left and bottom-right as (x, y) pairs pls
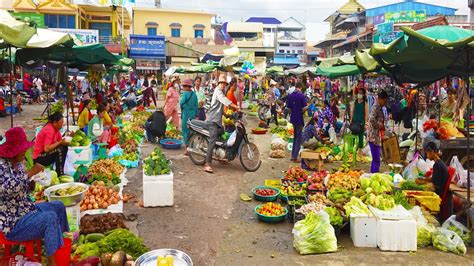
(33, 112), (69, 176)
(164, 79), (180, 129)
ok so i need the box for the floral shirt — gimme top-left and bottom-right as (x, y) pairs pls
(367, 103), (385, 146)
(0, 159), (36, 234)
(317, 107), (335, 128)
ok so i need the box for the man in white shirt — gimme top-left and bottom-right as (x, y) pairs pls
(287, 81), (296, 95)
(33, 76), (43, 92)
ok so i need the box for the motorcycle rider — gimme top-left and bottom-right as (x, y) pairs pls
(203, 74), (240, 173)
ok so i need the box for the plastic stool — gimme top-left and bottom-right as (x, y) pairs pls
(0, 232), (42, 262)
(343, 134), (359, 165)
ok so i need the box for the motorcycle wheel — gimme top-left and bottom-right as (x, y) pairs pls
(258, 105), (268, 121)
(188, 134), (208, 165)
(239, 142), (261, 172)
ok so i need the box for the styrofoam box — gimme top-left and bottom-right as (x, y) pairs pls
(67, 146), (93, 165)
(376, 219), (417, 252)
(350, 215), (377, 248)
(143, 171), (174, 207)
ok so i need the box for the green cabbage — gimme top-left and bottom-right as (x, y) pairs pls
(418, 225), (435, 247)
(325, 207), (343, 227)
(293, 212), (337, 254)
(433, 228), (466, 255)
(344, 197), (370, 217)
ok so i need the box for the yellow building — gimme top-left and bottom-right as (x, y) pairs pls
(132, 8), (214, 45)
(3, 0), (131, 52)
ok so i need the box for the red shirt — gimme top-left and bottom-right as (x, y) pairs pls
(33, 123), (62, 159)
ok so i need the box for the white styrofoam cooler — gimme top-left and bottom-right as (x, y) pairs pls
(376, 219), (417, 251)
(350, 214), (377, 248)
(143, 170), (174, 207)
(67, 145), (93, 165)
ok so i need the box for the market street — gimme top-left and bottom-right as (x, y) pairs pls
(4, 103), (473, 265)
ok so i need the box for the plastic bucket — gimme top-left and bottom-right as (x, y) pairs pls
(54, 238), (72, 266)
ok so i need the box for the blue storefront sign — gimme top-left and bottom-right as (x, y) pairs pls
(129, 35), (166, 59)
(376, 22), (393, 35)
(373, 14), (385, 25)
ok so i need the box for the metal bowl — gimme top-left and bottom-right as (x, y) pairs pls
(135, 249), (193, 266)
(44, 182), (89, 207)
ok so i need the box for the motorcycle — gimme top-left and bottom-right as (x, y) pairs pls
(186, 112), (261, 172)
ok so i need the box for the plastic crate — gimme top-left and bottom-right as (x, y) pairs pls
(403, 191), (441, 212)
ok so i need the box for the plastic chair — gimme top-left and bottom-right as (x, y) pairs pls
(0, 232), (42, 262)
(343, 134), (359, 165)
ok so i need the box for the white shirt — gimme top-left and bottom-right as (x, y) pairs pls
(33, 78), (42, 92)
(288, 86), (295, 95)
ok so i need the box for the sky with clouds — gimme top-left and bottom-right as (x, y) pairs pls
(150, 0), (471, 43)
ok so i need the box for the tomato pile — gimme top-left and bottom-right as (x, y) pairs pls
(256, 202), (286, 216)
(255, 188), (276, 196)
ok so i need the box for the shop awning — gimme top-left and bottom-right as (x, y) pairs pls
(316, 64), (361, 78)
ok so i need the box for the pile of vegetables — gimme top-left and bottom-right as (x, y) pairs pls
(120, 123), (145, 143)
(408, 206), (435, 247)
(344, 197), (370, 217)
(393, 190), (413, 210)
(256, 202), (286, 216)
(325, 207), (344, 227)
(131, 111), (149, 126)
(80, 213), (127, 235)
(293, 211), (337, 254)
(433, 228), (467, 255)
(280, 184), (306, 197)
(70, 130), (92, 147)
(79, 181), (121, 211)
(80, 173), (121, 186)
(399, 180), (426, 191)
(283, 166), (308, 183)
(327, 188), (352, 203)
(360, 173), (393, 194)
(307, 170), (327, 191)
(97, 229), (149, 259)
(88, 159), (124, 181)
(296, 202), (325, 215)
(307, 193), (331, 205)
(364, 193), (395, 210)
(165, 124), (181, 139)
(326, 170), (361, 191)
(121, 139), (138, 154)
(143, 147), (171, 176)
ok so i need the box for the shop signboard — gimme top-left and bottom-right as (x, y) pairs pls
(135, 59), (163, 70)
(50, 28), (99, 44)
(385, 10), (426, 23)
(373, 31), (403, 44)
(373, 14), (385, 25)
(376, 22), (394, 35)
(129, 35), (166, 59)
(11, 12), (44, 28)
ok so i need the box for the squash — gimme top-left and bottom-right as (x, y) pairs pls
(110, 251), (126, 266)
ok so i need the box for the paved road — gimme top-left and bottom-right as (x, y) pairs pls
(4, 104), (473, 266)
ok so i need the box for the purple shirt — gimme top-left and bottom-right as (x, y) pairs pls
(287, 91), (307, 126)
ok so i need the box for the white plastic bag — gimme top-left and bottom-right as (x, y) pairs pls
(292, 211), (337, 254)
(432, 227), (467, 255)
(31, 169), (52, 187)
(226, 130), (237, 147)
(450, 156), (474, 188)
(64, 152), (76, 177)
(362, 144), (372, 158)
(328, 127), (337, 144)
(265, 109), (272, 119)
(271, 137), (286, 150)
(408, 206), (435, 247)
(442, 215), (471, 245)
(417, 158), (434, 175)
(402, 153), (420, 180)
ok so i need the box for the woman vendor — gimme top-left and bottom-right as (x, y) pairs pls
(33, 112), (69, 176)
(302, 117), (319, 149)
(163, 78), (180, 129)
(441, 87), (457, 120)
(87, 104), (106, 143)
(180, 79), (198, 150)
(78, 99), (91, 131)
(1, 127), (69, 266)
(422, 141), (452, 220)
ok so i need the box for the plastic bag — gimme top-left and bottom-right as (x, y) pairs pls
(408, 206), (435, 247)
(226, 130), (237, 147)
(271, 137), (286, 150)
(432, 227), (467, 255)
(108, 144), (123, 158)
(402, 153), (420, 180)
(442, 215), (471, 245)
(328, 127), (337, 144)
(450, 156), (474, 188)
(292, 211), (337, 254)
(64, 152), (77, 177)
(417, 158), (434, 175)
(32, 169), (52, 187)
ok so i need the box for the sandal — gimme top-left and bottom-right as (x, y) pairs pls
(203, 165), (213, 173)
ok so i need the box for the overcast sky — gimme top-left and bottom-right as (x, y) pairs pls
(154, 0), (471, 43)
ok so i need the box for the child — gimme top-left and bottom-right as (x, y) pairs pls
(15, 92), (22, 114)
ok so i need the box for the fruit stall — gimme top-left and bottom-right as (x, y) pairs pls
(12, 108), (184, 266)
(247, 164), (470, 256)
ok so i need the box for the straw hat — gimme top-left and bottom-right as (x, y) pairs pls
(0, 127), (34, 158)
(218, 74), (228, 85)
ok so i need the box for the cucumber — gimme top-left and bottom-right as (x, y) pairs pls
(85, 233), (105, 243)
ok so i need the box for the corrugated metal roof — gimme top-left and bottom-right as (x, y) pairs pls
(338, 0), (365, 14)
(366, 1), (456, 17)
(246, 17), (282, 25)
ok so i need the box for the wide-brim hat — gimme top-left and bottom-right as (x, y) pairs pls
(0, 127), (34, 158)
(182, 78), (193, 87)
(218, 74), (228, 84)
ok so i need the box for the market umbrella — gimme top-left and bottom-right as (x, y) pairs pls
(266, 66), (284, 75)
(316, 54), (355, 68)
(0, 10), (36, 49)
(284, 66), (317, 76)
(315, 64), (361, 78)
(370, 25), (474, 85)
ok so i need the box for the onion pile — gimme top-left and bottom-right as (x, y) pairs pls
(80, 181), (121, 211)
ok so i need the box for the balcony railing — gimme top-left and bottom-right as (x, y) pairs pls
(98, 36), (125, 45)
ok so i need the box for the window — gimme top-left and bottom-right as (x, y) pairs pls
(148, 27), (157, 36)
(44, 14), (75, 29)
(194, 29), (203, 38)
(279, 50), (285, 53)
(171, 28), (181, 37)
